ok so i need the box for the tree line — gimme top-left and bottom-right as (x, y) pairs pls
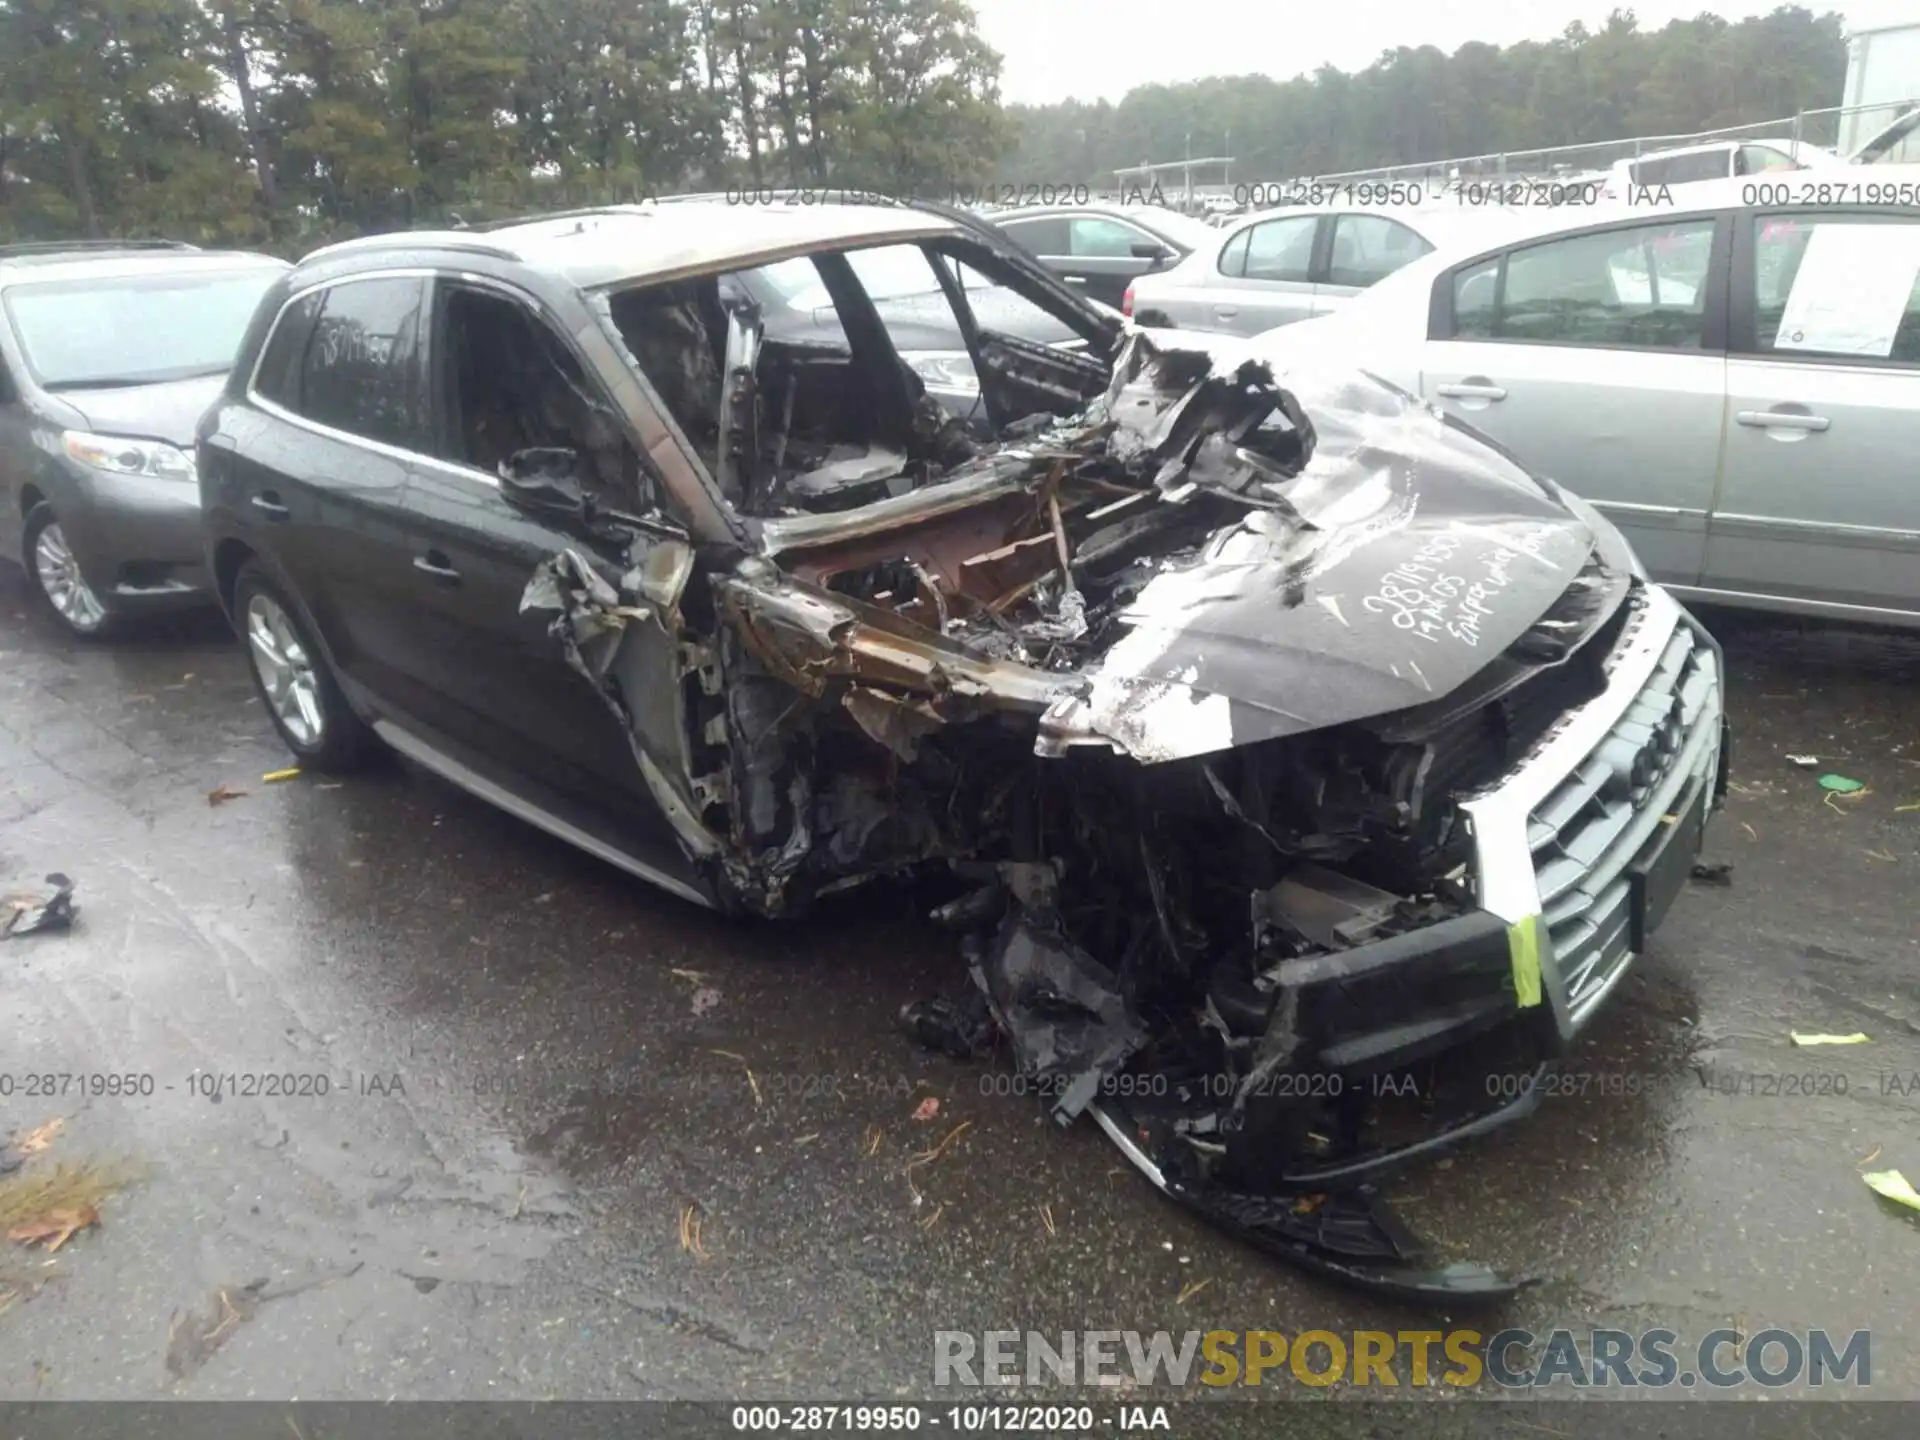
(0, 3), (1851, 252)
(1004, 7), (1848, 187)
(0, 0), (1008, 249)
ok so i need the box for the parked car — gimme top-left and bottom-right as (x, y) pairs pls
(986, 203), (1219, 306)
(199, 201), (1724, 1297)
(1124, 201), (1526, 335)
(0, 240), (290, 635)
(1597, 137), (1843, 202)
(1248, 169), (1920, 628)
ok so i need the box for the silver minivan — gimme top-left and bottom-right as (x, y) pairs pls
(1250, 173), (1920, 627)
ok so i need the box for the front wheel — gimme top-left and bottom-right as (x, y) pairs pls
(233, 560), (377, 772)
(24, 503), (113, 637)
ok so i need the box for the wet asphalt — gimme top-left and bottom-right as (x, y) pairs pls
(1, 569), (1918, 1415)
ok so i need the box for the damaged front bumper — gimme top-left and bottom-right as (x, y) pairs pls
(1070, 584), (1725, 1299)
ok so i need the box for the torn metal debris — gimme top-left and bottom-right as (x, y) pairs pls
(4, 873), (76, 940)
(514, 325), (1705, 1301)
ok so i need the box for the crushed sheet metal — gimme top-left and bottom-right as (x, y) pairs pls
(4, 874), (76, 940)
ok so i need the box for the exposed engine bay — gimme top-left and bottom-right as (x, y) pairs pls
(522, 320), (1646, 1302)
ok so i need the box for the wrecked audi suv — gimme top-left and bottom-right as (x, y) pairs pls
(199, 202), (1728, 1299)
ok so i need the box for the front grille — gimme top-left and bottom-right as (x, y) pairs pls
(1526, 619), (1718, 1022)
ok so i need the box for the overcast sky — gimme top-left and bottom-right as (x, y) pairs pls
(966, 1), (1868, 105)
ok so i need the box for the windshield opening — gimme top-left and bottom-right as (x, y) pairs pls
(3, 267), (282, 389)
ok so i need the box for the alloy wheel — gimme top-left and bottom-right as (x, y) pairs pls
(32, 522), (108, 633)
(245, 591), (325, 747)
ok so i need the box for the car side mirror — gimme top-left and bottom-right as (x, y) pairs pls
(1131, 241), (1175, 269)
(500, 447), (587, 520)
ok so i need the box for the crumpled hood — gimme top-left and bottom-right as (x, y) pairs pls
(57, 374), (226, 448)
(1038, 340), (1599, 761)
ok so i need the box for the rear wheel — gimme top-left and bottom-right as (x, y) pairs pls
(24, 503), (113, 637)
(233, 560), (377, 772)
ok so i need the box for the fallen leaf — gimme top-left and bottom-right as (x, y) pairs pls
(1176, 1277), (1212, 1305)
(1819, 774), (1865, 793)
(9, 1203), (97, 1252)
(206, 786), (249, 807)
(1039, 1203), (1056, 1237)
(1864, 1169), (1920, 1214)
(12, 1119), (63, 1156)
(911, 1096), (941, 1122)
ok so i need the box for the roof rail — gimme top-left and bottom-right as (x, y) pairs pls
(468, 204), (657, 232)
(0, 239), (200, 260)
(300, 230), (519, 263)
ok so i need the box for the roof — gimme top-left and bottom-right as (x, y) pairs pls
(0, 248), (288, 287)
(303, 204), (962, 290)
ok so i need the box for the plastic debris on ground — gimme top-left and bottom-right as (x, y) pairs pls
(1786, 754), (1820, 768)
(206, 785), (249, 806)
(1864, 1169), (1920, 1214)
(1688, 861), (1733, 885)
(1791, 1032), (1871, 1047)
(260, 767), (302, 783)
(1818, 774), (1865, 793)
(3, 873), (76, 940)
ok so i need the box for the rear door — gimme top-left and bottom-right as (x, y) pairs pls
(1204, 213), (1322, 334)
(1312, 212), (1437, 314)
(1706, 207), (1920, 620)
(239, 274), (431, 711)
(1419, 213), (1730, 587)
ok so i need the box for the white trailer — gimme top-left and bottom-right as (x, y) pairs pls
(1842, 3), (1920, 154)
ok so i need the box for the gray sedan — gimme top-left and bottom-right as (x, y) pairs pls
(0, 243), (288, 634)
(1250, 172), (1920, 628)
(987, 204), (1220, 307)
(1126, 201), (1524, 335)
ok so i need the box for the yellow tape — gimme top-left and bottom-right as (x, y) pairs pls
(1507, 915), (1542, 1008)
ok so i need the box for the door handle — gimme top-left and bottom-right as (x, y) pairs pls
(1437, 382), (1508, 401)
(413, 552), (461, 587)
(250, 493), (290, 521)
(1736, 409), (1829, 432)
(1213, 306), (1239, 318)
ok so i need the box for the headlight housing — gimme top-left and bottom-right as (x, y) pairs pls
(63, 431), (196, 485)
(900, 351), (980, 397)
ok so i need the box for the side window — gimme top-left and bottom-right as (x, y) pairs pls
(1069, 217), (1147, 258)
(435, 284), (648, 505)
(253, 291), (322, 410)
(1633, 150), (1730, 187)
(1216, 228), (1252, 278)
(1750, 214), (1920, 362)
(1326, 215), (1434, 288)
(295, 277), (427, 448)
(1738, 144), (1800, 176)
(1241, 216), (1317, 283)
(1001, 217), (1070, 255)
(1451, 256), (1500, 338)
(1471, 218), (1717, 349)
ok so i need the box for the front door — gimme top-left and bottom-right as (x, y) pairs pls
(1421, 213), (1730, 588)
(400, 277), (693, 832)
(1706, 208), (1920, 621)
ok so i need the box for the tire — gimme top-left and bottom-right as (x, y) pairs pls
(23, 502), (116, 638)
(232, 559), (377, 772)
